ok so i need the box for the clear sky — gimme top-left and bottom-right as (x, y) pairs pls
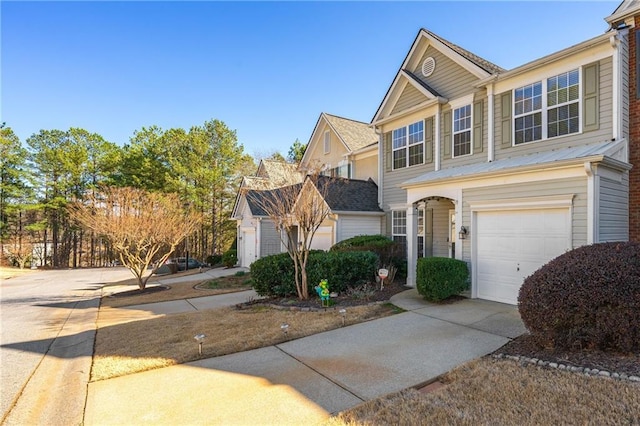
(2, 1), (619, 159)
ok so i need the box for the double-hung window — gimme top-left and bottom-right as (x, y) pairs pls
(453, 105), (472, 157)
(392, 210), (407, 245)
(392, 121), (424, 170)
(514, 69), (580, 145)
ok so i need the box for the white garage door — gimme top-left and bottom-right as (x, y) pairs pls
(310, 226), (333, 251)
(241, 228), (256, 267)
(476, 208), (570, 305)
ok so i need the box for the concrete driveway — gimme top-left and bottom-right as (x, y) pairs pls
(84, 289), (525, 425)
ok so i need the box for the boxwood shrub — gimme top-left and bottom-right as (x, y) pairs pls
(416, 257), (469, 302)
(330, 234), (407, 279)
(518, 241), (640, 352)
(250, 250), (378, 297)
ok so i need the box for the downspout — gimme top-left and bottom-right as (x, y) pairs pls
(374, 125), (384, 206)
(256, 217), (262, 261)
(435, 105), (441, 171)
(610, 31), (621, 142)
(487, 83), (495, 162)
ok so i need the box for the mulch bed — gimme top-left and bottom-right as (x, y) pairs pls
(495, 334), (640, 378)
(109, 285), (170, 298)
(240, 280), (410, 310)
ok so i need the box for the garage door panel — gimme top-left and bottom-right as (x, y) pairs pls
(476, 208), (570, 305)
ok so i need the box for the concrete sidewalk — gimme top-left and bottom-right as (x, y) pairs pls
(85, 288), (525, 425)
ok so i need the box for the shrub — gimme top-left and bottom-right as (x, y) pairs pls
(331, 235), (407, 279)
(222, 249), (238, 268)
(250, 250), (379, 298)
(206, 254), (223, 266)
(416, 257), (469, 302)
(518, 242), (640, 352)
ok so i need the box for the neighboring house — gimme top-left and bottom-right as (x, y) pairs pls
(232, 113), (382, 267)
(231, 159), (303, 267)
(607, 0), (640, 242)
(371, 28), (631, 304)
(300, 112), (379, 184)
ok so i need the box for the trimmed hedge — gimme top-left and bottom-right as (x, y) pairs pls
(250, 250), (379, 298)
(416, 257), (469, 302)
(330, 234), (407, 279)
(518, 242), (640, 352)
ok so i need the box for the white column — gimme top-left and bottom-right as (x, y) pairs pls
(487, 83), (495, 162)
(406, 205), (418, 288)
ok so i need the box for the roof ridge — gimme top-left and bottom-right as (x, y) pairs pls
(323, 112), (371, 126)
(421, 28), (506, 74)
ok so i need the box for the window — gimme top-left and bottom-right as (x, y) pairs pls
(392, 210), (407, 245)
(392, 121), (424, 170)
(453, 105), (472, 157)
(324, 162), (351, 178)
(417, 208), (424, 258)
(514, 69), (580, 145)
(324, 131), (330, 154)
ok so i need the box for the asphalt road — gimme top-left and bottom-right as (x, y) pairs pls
(0, 267), (134, 425)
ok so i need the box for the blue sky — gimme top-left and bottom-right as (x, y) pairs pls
(2, 1), (619, 159)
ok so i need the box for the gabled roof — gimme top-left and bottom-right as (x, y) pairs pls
(323, 113), (378, 152)
(244, 176), (382, 217)
(402, 140), (630, 188)
(607, 0), (640, 25)
(423, 29), (504, 75)
(315, 176), (382, 212)
(372, 28), (503, 124)
(300, 112), (378, 167)
(256, 159), (302, 187)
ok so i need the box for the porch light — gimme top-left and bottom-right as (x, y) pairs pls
(458, 226), (468, 240)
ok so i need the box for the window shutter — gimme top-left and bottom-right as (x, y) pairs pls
(583, 61), (600, 132)
(425, 117), (433, 163)
(473, 100), (483, 153)
(384, 132), (392, 172)
(501, 92), (512, 148)
(443, 110), (452, 159)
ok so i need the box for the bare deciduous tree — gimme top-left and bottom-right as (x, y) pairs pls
(246, 168), (337, 300)
(68, 187), (202, 290)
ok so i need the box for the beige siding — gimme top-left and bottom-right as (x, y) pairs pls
(599, 174), (629, 242)
(621, 32), (630, 140)
(493, 57), (614, 161)
(391, 84), (427, 116)
(353, 155), (378, 182)
(306, 123), (349, 167)
(439, 95), (488, 170)
(462, 177), (589, 262)
(413, 46), (480, 100)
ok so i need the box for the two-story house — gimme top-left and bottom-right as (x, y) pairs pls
(232, 113), (382, 267)
(607, 0), (640, 242)
(372, 28), (631, 305)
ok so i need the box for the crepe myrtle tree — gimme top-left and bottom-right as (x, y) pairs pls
(245, 165), (339, 300)
(68, 186), (202, 290)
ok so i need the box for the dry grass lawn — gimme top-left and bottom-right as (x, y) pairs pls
(101, 271), (252, 308)
(92, 303), (400, 381)
(0, 266), (35, 280)
(328, 357), (640, 425)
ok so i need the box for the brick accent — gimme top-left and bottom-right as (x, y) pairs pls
(630, 18), (640, 241)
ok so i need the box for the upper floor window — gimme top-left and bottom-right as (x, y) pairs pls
(323, 162), (351, 179)
(514, 69), (579, 145)
(324, 131), (331, 154)
(453, 105), (472, 157)
(392, 121), (424, 170)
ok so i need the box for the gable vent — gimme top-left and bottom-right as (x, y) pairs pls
(422, 57), (436, 77)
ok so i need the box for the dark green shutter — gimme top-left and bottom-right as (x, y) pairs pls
(425, 117), (433, 163)
(473, 100), (483, 153)
(443, 110), (452, 159)
(384, 131), (392, 172)
(501, 92), (512, 148)
(583, 61), (600, 132)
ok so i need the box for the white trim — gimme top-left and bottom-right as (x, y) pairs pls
(406, 206), (417, 288)
(400, 70), (438, 99)
(449, 93), (475, 110)
(435, 104), (441, 171)
(468, 194), (575, 212)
